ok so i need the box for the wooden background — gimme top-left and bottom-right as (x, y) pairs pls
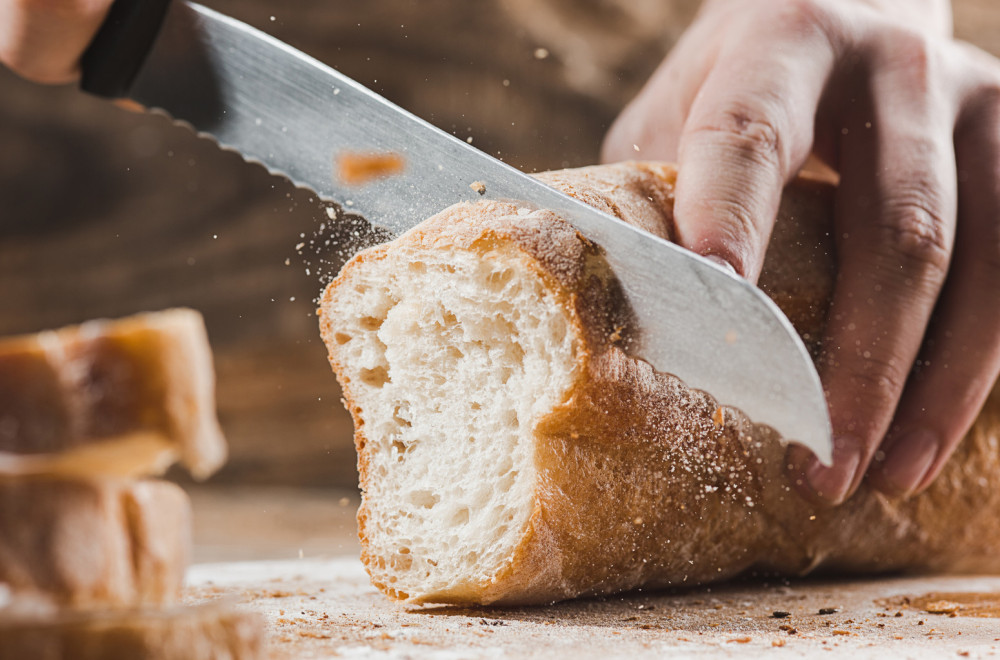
(1, 0), (996, 488)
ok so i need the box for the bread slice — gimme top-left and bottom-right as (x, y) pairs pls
(319, 161), (1000, 605)
(0, 309), (226, 479)
(0, 600), (264, 660)
(0, 477), (190, 613)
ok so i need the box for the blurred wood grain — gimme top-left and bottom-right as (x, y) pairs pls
(0, 0), (996, 487)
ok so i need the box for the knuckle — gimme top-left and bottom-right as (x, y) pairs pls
(689, 105), (786, 170)
(840, 354), (908, 403)
(892, 28), (934, 62)
(770, 0), (834, 35)
(871, 193), (953, 280)
(878, 27), (941, 88)
(954, 39), (1000, 93)
(736, 0), (842, 55)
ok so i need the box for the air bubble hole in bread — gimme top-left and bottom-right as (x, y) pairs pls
(332, 244), (579, 599)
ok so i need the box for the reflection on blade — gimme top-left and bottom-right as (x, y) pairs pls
(126, 1), (833, 463)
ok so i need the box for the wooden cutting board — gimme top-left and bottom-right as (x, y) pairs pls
(185, 557), (1000, 658)
(184, 485), (1000, 658)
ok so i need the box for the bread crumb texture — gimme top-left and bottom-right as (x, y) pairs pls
(322, 205), (583, 602)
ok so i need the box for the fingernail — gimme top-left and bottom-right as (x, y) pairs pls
(805, 435), (862, 504)
(704, 254), (738, 276)
(877, 429), (939, 496)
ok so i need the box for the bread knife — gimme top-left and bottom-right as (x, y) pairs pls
(80, 0), (834, 464)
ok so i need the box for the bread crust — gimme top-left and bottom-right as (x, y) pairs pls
(0, 309), (227, 479)
(0, 600), (264, 660)
(0, 477), (190, 612)
(321, 161), (1000, 605)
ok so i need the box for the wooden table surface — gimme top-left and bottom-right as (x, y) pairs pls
(189, 560), (1000, 659)
(188, 486), (1000, 659)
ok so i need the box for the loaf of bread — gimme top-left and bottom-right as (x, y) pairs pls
(0, 600), (264, 660)
(0, 309), (226, 480)
(0, 477), (190, 613)
(319, 161), (1000, 605)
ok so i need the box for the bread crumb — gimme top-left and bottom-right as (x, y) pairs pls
(712, 407), (725, 429)
(772, 639), (786, 647)
(337, 152), (405, 185)
(925, 600), (961, 615)
(470, 181), (486, 195)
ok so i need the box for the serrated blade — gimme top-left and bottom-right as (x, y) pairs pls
(126, 1), (832, 463)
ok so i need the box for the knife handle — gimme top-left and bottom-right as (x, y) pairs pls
(81, 0), (173, 98)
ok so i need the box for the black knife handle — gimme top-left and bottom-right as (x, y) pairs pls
(80, 0), (173, 98)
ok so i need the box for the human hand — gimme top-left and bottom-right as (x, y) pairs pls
(0, 0), (114, 84)
(603, 0), (1000, 504)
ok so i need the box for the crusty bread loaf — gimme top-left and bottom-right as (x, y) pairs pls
(319, 161), (1000, 605)
(0, 477), (190, 613)
(0, 309), (226, 480)
(0, 600), (264, 660)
